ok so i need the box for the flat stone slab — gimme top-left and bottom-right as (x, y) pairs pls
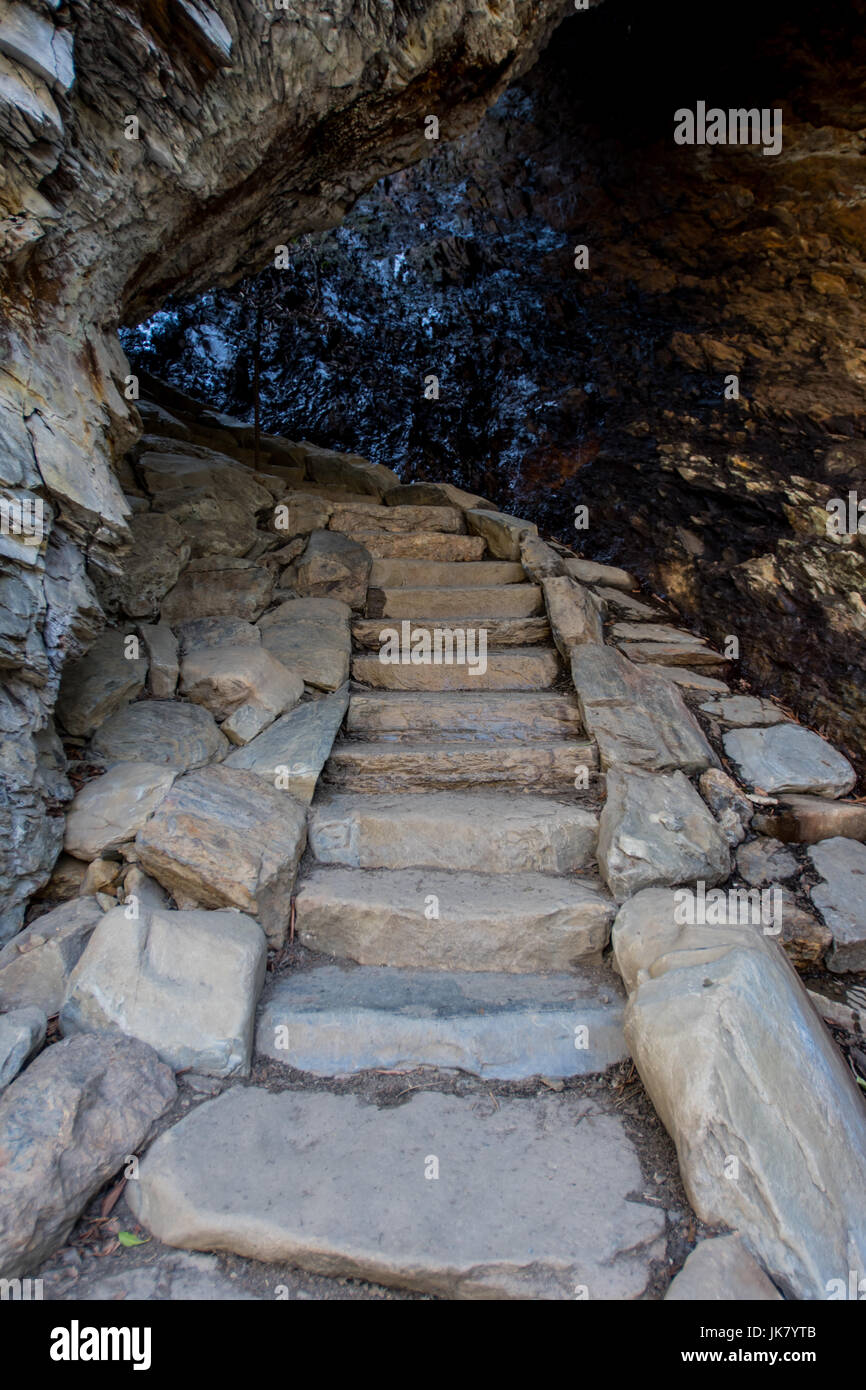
(308, 791), (598, 873)
(571, 644), (715, 774)
(0, 899), (105, 1015)
(330, 503), (464, 535)
(384, 481), (493, 510)
(465, 508), (537, 560)
(542, 576), (603, 653)
(594, 587), (656, 618)
(736, 837), (798, 885)
(599, 768), (731, 902)
(808, 837), (866, 972)
(61, 906), (267, 1078)
(128, 1087), (665, 1299)
(651, 667), (730, 693)
(90, 699), (229, 771)
(753, 794), (866, 845)
(369, 559), (525, 588)
(256, 965), (627, 1079)
(325, 738), (596, 793)
(352, 616), (551, 648)
(372, 584), (544, 619)
(160, 557), (274, 624)
(295, 866), (614, 971)
(346, 531), (484, 561)
(665, 1236), (781, 1301)
(563, 557), (635, 591)
(723, 723), (856, 797)
(699, 695), (786, 727)
(611, 622), (709, 645)
(612, 888), (866, 1299)
(0, 1006), (46, 1090)
(225, 687), (349, 803)
(63, 761), (177, 860)
(351, 646), (559, 692)
(56, 630), (148, 737)
(346, 690), (582, 743)
(258, 597), (351, 691)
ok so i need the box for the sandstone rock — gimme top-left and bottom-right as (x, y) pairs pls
(136, 766), (307, 946)
(256, 964), (626, 1078)
(594, 587), (656, 618)
(0, 1006), (46, 1090)
(81, 857), (121, 897)
(0, 1032), (175, 1277)
(768, 888), (832, 970)
(612, 621), (709, 645)
(176, 615), (262, 653)
(138, 621), (178, 697)
(384, 482), (493, 511)
(224, 686), (349, 803)
(651, 666), (730, 693)
(63, 762), (176, 860)
(301, 446), (399, 498)
(273, 492), (333, 537)
(571, 644), (715, 774)
(120, 866), (172, 913)
(564, 558), (635, 591)
(136, 401), (190, 439)
(352, 644), (559, 692)
(465, 508), (536, 560)
(137, 450), (273, 514)
(343, 530), (484, 561)
(699, 767), (753, 847)
(56, 630), (147, 737)
(665, 1236), (781, 1301)
(346, 689), (581, 742)
(519, 534), (563, 581)
(619, 640), (727, 667)
(0, 899), (105, 1014)
(90, 699), (228, 771)
(128, 1087), (665, 1299)
(598, 768), (731, 902)
(723, 723), (856, 797)
(612, 888), (866, 1299)
(258, 597), (351, 691)
(736, 837), (798, 885)
(38, 853), (87, 902)
(156, 489), (256, 559)
(61, 906), (266, 1078)
(180, 643), (304, 736)
(160, 557), (274, 625)
(294, 529), (371, 609)
(352, 615), (550, 649)
(542, 575), (603, 653)
(699, 695), (786, 727)
(808, 837), (866, 972)
(330, 503), (463, 535)
(95, 512), (189, 618)
(752, 794), (866, 846)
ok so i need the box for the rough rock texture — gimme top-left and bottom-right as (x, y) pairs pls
(0, 0), (569, 923)
(55, 630), (147, 737)
(0, 1006), (46, 1091)
(63, 761), (176, 860)
(0, 1032), (175, 1278)
(598, 768), (731, 901)
(224, 686), (349, 803)
(808, 837), (866, 972)
(0, 898), (104, 1015)
(128, 1087), (665, 1299)
(723, 724), (856, 798)
(665, 1236), (781, 1302)
(258, 598), (351, 691)
(89, 699), (228, 770)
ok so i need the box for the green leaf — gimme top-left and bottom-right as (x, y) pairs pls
(118, 1231), (149, 1248)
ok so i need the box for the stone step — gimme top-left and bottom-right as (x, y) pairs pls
(346, 690), (584, 742)
(329, 503), (465, 535)
(369, 559), (525, 588)
(128, 1086), (666, 1299)
(308, 791), (598, 872)
(350, 646), (561, 692)
(294, 866), (615, 970)
(340, 531), (486, 561)
(324, 738), (597, 792)
(256, 964), (627, 1079)
(369, 584), (544, 619)
(352, 616), (551, 648)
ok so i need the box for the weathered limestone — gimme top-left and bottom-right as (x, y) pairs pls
(63, 762), (176, 860)
(723, 723), (856, 797)
(519, 534), (563, 582)
(753, 794), (866, 845)
(665, 1236), (781, 1301)
(384, 482), (493, 511)
(564, 558), (635, 591)
(155, 490), (257, 560)
(352, 615), (551, 648)
(465, 508), (537, 560)
(330, 503), (464, 535)
(0, 1032), (176, 1278)
(176, 615), (262, 653)
(542, 575), (604, 653)
(224, 687), (349, 803)
(138, 621), (179, 697)
(256, 965), (627, 1078)
(699, 695), (786, 727)
(160, 557), (274, 624)
(736, 837), (798, 886)
(136, 766), (307, 947)
(309, 791), (598, 873)
(372, 582), (544, 619)
(258, 597), (351, 691)
(370, 558), (525, 588)
(301, 445), (400, 498)
(128, 1087), (665, 1299)
(351, 646), (559, 692)
(808, 837), (866, 972)
(571, 645), (715, 774)
(612, 622), (709, 645)
(295, 529), (371, 608)
(55, 630), (148, 737)
(325, 738), (595, 793)
(699, 767), (754, 847)
(0, 898), (105, 1014)
(295, 866), (614, 970)
(598, 768), (731, 901)
(612, 888), (866, 1300)
(346, 530), (485, 561)
(770, 888), (832, 970)
(0, 1006), (46, 1090)
(180, 642), (304, 739)
(61, 906), (267, 1078)
(90, 700), (229, 770)
(595, 587), (655, 617)
(345, 690), (582, 742)
(95, 512), (190, 618)
(619, 640), (727, 668)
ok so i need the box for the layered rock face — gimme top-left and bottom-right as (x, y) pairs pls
(129, 0), (866, 782)
(0, 0), (571, 933)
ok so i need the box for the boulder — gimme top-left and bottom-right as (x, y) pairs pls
(752, 794), (866, 846)
(465, 508), (536, 560)
(224, 686), (349, 803)
(258, 598), (351, 691)
(808, 837), (866, 972)
(736, 837), (798, 886)
(63, 762), (176, 860)
(0, 899), (105, 1014)
(294, 530), (371, 609)
(598, 768), (731, 902)
(180, 643), (304, 736)
(160, 557), (274, 625)
(698, 767), (753, 847)
(0, 1006), (46, 1090)
(384, 482), (493, 511)
(301, 445), (399, 498)
(542, 575), (603, 653)
(699, 695), (786, 727)
(56, 630), (147, 737)
(723, 723), (856, 797)
(272, 491), (334, 537)
(61, 906), (266, 1078)
(138, 621), (178, 697)
(0, 1032), (175, 1277)
(564, 557), (635, 591)
(519, 534), (563, 581)
(176, 615), (262, 653)
(155, 489), (256, 559)
(136, 765), (307, 946)
(96, 512), (190, 618)
(137, 449), (273, 514)
(90, 699), (228, 771)
(665, 1236), (781, 1301)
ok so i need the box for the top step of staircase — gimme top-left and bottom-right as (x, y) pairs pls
(369, 559), (525, 588)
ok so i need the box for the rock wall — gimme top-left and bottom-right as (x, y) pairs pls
(0, 0), (571, 936)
